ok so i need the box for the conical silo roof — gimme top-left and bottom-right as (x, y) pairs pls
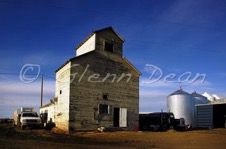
(168, 89), (190, 96)
(192, 91), (206, 98)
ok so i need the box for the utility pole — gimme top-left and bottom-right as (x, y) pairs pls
(40, 74), (43, 107)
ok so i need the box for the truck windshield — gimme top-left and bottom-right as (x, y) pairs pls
(22, 113), (38, 117)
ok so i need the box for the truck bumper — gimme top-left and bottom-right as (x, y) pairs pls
(22, 122), (41, 127)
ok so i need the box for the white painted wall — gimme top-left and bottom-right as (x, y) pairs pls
(76, 34), (96, 56)
(120, 108), (127, 127)
(40, 105), (55, 123)
(55, 62), (71, 131)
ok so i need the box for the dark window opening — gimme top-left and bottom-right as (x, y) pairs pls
(104, 41), (114, 52)
(99, 104), (109, 114)
(60, 90), (62, 94)
(103, 93), (108, 100)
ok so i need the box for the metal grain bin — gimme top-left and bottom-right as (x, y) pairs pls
(192, 91), (209, 105)
(167, 88), (194, 127)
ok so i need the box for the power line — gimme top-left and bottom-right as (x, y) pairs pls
(0, 73), (56, 85)
(44, 75), (56, 80)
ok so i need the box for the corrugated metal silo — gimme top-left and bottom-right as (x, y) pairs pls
(192, 91), (209, 105)
(167, 87), (194, 126)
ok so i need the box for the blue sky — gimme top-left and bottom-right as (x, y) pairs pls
(1, 0), (226, 118)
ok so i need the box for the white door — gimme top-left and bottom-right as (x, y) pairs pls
(119, 108), (127, 127)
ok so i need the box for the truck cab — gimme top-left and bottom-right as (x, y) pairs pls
(20, 112), (41, 129)
(13, 107), (41, 130)
(139, 112), (175, 131)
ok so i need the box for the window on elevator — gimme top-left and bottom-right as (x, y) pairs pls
(104, 41), (114, 52)
(99, 104), (109, 114)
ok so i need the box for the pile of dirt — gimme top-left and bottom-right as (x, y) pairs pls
(167, 129), (178, 133)
(51, 127), (69, 135)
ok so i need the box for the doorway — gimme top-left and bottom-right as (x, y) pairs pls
(113, 107), (127, 127)
(113, 108), (119, 127)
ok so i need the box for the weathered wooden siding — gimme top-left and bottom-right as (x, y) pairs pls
(95, 30), (123, 58)
(55, 62), (71, 131)
(53, 28), (139, 132)
(69, 51), (139, 131)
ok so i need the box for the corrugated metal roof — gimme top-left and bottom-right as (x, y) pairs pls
(192, 92), (206, 98)
(168, 89), (190, 96)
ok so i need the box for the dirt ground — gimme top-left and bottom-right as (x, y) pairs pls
(1, 123), (226, 149)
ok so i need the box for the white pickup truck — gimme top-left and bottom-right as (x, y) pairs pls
(13, 108), (41, 129)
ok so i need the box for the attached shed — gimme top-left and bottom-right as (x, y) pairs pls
(40, 98), (57, 126)
(196, 104), (213, 128)
(196, 103), (226, 128)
